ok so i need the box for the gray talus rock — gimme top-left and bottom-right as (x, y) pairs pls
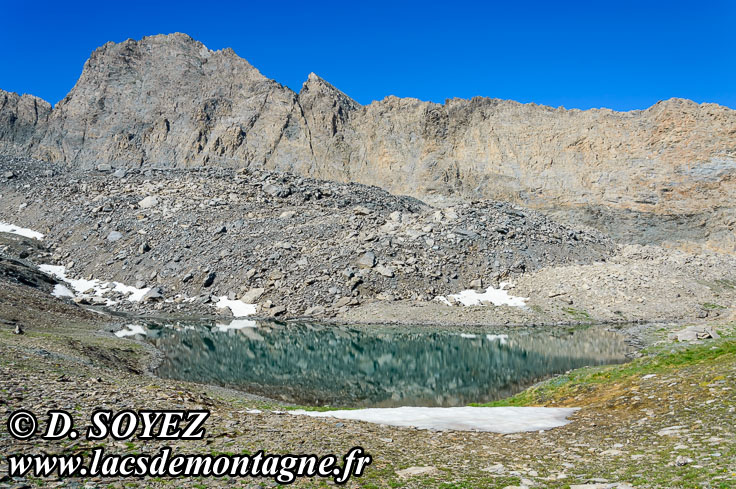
(142, 287), (164, 302)
(669, 325), (720, 342)
(262, 183), (291, 198)
(138, 196), (159, 209)
(374, 265), (394, 277)
(357, 251), (376, 268)
(240, 287), (264, 304)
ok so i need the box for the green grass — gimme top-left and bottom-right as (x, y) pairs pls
(472, 336), (736, 407)
(562, 307), (591, 321)
(702, 302), (727, 310)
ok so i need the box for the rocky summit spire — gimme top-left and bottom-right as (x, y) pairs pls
(299, 72), (359, 137)
(301, 72), (360, 109)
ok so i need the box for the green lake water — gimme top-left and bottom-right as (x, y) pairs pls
(137, 319), (631, 407)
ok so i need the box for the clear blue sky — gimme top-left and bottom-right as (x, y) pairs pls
(2, 0), (734, 110)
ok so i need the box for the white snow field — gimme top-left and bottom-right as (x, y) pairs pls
(215, 296), (257, 317)
(39, 264), (151, 304)
(0, 222), (44, 240)
(435, 282), (528, 307)
(448, 282), (528, 307)
(290, 406), (578, 433)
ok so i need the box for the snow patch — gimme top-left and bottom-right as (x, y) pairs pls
(51, 284), (75, 298)
(40, 265), (258, 319)
(115, 324), (147, 338)
(444, 282), (528, 307)
(39, 264), (104, 295)
(111, 283), (151, 302)
(290, 406), (579, 433)
(434, 296), (452, 306)
(0, 222), (44, 240)
(39, 264), (150, 304)
(216, 296), (257, 317)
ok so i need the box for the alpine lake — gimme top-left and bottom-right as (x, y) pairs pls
(121, 318), (634, 408)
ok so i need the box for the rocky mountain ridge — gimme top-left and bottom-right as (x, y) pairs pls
(1, 33), (735, 250)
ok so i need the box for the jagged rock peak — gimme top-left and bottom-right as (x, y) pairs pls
(301, 72), (360, 109)
(84, 33), (266, 82)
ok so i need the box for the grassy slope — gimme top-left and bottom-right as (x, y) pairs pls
(473, 331), (736, 408)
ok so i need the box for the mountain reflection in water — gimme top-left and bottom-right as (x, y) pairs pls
(143, 320), (630, 407)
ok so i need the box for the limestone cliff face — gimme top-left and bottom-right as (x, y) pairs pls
(3, 33), (736, 249)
